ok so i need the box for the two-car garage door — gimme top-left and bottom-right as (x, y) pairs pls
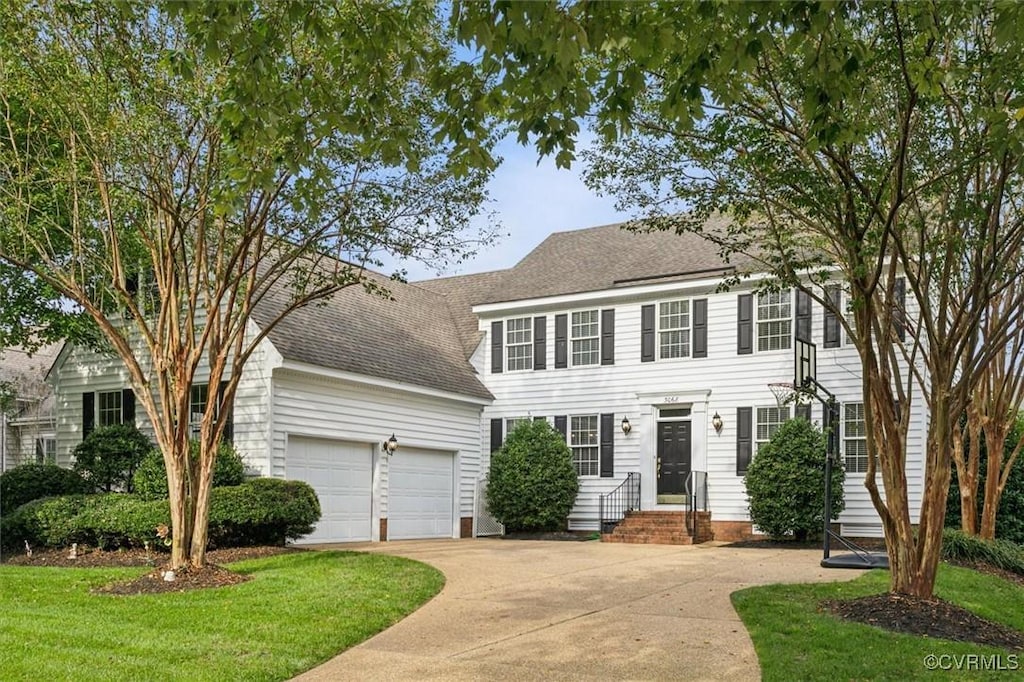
(286, 436), (454, 543)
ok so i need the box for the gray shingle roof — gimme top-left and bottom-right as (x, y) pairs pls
(480, 218), (749, 304)
(414, 269), (507, 358)
(253, 270), (492, 401)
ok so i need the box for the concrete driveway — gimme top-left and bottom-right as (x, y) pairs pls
(293, 539), (853, 681)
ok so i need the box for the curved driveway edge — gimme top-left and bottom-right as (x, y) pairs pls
(293, 539), (854, 681)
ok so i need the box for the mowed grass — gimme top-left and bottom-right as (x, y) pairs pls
(0, 551), (444, 681)
(732, 564), (1024, 681)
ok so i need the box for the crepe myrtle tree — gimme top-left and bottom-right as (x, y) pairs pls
(456, 1), (1024, 596)
(0, 0), (498, 570)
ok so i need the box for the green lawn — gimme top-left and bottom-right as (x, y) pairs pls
(732, 564), (1024, 681)
(0, 551), (444, 681)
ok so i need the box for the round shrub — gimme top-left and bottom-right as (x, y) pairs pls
(133, 441), (247, 500)
(207, 478), (321, 547)
(486, 419), (580, 533)
(72, 424), (154, 493)
(744, 417), (845, 541)
(0, 463), (91, 516)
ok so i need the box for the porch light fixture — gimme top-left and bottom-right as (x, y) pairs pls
(620, 416), (632, 435)
(382, 434), (398, 455)
(712, 412), (724, 434)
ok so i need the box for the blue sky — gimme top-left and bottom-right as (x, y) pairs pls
(388, 133), (632, 282)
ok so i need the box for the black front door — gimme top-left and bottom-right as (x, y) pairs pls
(657, 421), (692, 496)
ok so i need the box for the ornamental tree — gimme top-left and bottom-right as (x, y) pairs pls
(455, 1), (1024, 597)
(0, 0), (497, 569)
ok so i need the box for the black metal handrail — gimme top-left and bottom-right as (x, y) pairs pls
(685, 471), (709, 537)
(598, 472), (641, 534)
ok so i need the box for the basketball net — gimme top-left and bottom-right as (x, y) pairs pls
(767, 382), (798, 409)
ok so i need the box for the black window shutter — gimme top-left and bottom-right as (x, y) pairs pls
(795, 289), (812, 342)
(600, 413), (614, 477)
(893, 277), (906, 342)
(533, 316), (547, 370)
(554, 415), (567, 439)
(737, 294), (753, 355)
(824, 285), (841, 348)
(82, 391), (95, 438)
(217, 380), (234, 444)
(795, 403), (812, 422)
(491, 321), (503, 374)
(601, 309), (615, 366)
(693, 298), (708, 358)
(554, 314), (568, 369)
(641, 304), (656, 362)
(489, 418), (503, 453)
(121, 388), (136, 425)
(736, 406), (753, 475)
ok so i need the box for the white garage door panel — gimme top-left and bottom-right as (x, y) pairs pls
(388, 449), (454, 540)
(287, 437), (372, 543)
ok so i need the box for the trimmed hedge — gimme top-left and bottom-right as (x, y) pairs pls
(132, 442), (247, 501)
(486, 419), (579, 532)
(0, 464), (91, 516)
(72, 424), (154, 492)
(0, 478), (321, 552)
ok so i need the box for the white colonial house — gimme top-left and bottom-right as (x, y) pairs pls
(48, 220), (924, 543)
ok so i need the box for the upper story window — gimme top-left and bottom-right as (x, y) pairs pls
(506, 317), (533, 371)
(755, 406), (790, 453)
(843, 402), (868, 473)
(659, 300), (690, 359)
(571, 310), (600, 366)
(757, 291), (792, 352)
(98, 390), (124, 427)
(570, 415), (599, 476)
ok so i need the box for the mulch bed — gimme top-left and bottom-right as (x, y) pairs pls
(2, 545), (300, 595)
(824, 593), (1024, 651)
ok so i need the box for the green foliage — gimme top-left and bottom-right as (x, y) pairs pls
(941, 528), (1024, 576)
(486, 420), (579, 532)
(132, 441), (246, 501)
(1, 479), (320, 552)
(744, 418), (844, 541)
(946, 413), (1024, 544)
(207, 478), (321, 547)
(0, 464), (90, 516)
(72, 424), (154, 493)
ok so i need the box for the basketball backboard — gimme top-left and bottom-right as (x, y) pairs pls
(796, 338), (816, 389)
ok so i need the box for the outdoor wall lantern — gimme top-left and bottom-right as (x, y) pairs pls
(712, 412), (724, 434)
(620, 416), (632, 435)
(382, 434), (399, 455)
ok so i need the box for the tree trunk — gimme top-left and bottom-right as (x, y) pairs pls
(979, 425), (1007, 540)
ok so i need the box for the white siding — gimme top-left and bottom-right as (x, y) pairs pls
(270, 369), (482, 539)
(479, 281), (928, 534)
(50, 323), (276, 472)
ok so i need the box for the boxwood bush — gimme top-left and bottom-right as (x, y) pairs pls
(744, 417), (845, 541)
(132, 441), (247, 500)
(72, 423), (154, 493)
(0, 478), (321, 552)
(486, 419), (579, 533)
(0, 464), (91, 516)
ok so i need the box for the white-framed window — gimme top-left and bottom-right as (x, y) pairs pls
(505, 317), (533, 371)
(35, 437), (56, 464)
(505, 416), (531, 435)
(757, 290), (792, 352)
(570, 415), (599, 476)
(844, 402), (868, 473)
(659, 299), (690, 359)
(97, 391), (124, 427)
(571, 310), (600, 366)
(189, 383), (210, 432)
(755, 406), (791, 452)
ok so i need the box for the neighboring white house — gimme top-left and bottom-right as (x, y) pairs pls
(49, 220), (923, 542)
(0, 344), (59, 471)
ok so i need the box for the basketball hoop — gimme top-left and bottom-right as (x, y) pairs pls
(767, 382), (798, 409)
